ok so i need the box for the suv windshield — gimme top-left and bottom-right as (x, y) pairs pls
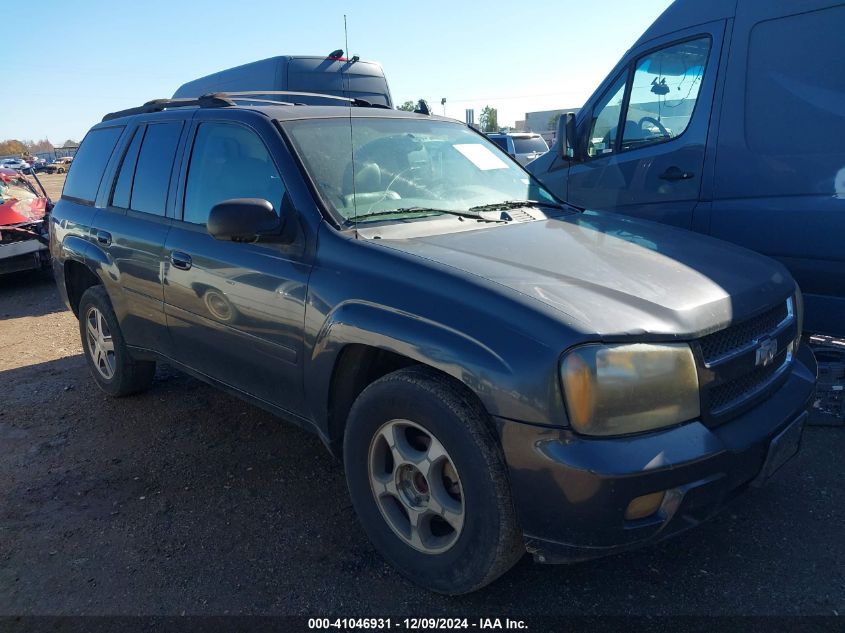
(513, 136), (548, 154)
(284, 117), (558, 224)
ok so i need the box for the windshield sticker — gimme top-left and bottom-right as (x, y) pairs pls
(453, 144), (509, 171)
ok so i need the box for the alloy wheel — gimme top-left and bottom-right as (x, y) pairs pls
(85, 306), (116, 380)
(368, 419), (465, 554)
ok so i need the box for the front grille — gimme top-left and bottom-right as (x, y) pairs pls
(696, 298), (796, 423)
(698, 302), (789, 364)
(708, 352), (787, 414)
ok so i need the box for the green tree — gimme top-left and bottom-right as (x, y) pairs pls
(479, 106), (498, 133)
(397, 100), (417, 112)
(0, 139), (27, 156)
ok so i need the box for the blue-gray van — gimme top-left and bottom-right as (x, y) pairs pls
(528, 0), (845, 338)
(173, 53), (393, 107)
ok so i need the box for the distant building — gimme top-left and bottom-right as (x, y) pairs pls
(513, 120), (526, 132)
(524, 108), (581, 133)
(54, 143), (79, 159)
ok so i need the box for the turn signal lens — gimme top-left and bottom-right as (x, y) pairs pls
(625, 491), (666, 521)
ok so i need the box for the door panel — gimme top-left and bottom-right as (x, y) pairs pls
(163, 229), (309, 414)
(567, 21), (725, 228)
(163, 119), (310, 415)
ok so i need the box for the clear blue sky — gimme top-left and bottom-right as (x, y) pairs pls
(5, 0), (672, 143)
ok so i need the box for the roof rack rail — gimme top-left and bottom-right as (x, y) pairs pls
(102, 94), (235, 122)
(221, 91), (391, 108)
(101, 90), (392, 122)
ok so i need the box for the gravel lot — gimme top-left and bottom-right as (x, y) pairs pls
(0, 208), (843, 616)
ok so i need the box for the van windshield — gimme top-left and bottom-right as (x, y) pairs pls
(284, 117), (558, 224)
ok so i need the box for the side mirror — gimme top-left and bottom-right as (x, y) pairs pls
(557, 112), (577, 160)
(208, 198), (283, 243)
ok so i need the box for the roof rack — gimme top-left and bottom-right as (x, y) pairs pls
(102, 94), (235, 121)
(101, 90), (390, 121)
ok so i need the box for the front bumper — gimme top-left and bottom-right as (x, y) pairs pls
(495, 343), (817, 563)
(0, 238), (49, 275)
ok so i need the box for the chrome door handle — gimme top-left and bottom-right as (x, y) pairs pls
(95, 230), (112, 246)
(170, 251), (192, 271)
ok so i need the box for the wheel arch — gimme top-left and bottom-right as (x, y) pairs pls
(307, 301), (514, 456)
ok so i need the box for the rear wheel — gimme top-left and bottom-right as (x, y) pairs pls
(344, 366), (523, 594)
(78, 286), (155, 396)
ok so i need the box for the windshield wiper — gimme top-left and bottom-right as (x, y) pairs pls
(468, 199), (568, 213)
(353, 207), (507, 223)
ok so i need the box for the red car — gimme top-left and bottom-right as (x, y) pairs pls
(0, 168), (52, 274)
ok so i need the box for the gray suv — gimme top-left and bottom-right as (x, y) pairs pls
(51, 93), (816, 594)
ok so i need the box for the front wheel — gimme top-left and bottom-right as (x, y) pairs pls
(344, 366), (523, 594)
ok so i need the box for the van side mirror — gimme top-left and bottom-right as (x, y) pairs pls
(557, 112), (577, 160)
(208, 198), (287, 243)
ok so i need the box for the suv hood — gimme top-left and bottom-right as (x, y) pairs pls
(375, 211), (794, 338)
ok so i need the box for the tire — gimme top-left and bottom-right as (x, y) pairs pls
(78, 285), (155, 397)
(344, 366), (523, 594)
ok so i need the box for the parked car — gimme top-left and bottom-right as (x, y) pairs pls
(1, 158), (31, 171)
(528, 0), (845, 338)
(51, 94), (816, 594)
(486, 132), (549, 166)
(46, 157), (73, 174)
(1, 168), (51, 274)
(173, 50), (393, 107)
(27, 157), (48, 172)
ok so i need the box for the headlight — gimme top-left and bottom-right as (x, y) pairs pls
(560, 343), (700, 436)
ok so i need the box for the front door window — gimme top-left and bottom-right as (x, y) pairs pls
(621, 37), (711, 151)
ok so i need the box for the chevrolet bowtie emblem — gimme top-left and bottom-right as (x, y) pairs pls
(755, 338), (778, 367)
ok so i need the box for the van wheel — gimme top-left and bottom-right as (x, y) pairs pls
(343, 366), (523, 594)
(78, 286), (155, 397)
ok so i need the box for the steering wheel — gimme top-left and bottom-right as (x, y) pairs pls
(383, 166), (439, 200)
(638, 116), (670, 138)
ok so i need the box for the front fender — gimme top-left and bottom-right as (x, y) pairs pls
(305, 300), (553, 436)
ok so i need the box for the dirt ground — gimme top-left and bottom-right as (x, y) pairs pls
(25, 172), (65, 202)
(0, 178), (843, 616)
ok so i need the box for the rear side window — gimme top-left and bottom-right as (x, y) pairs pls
(513, 136), (548, 154)
(182, 122), (284, 225)
(130, 122), (183, 216)
(746, 5), (845, 155)
(62, 126), (123, 203)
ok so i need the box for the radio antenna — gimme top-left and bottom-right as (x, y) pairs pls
(342, 14), (358, 232)
(344, 15), (350, 66)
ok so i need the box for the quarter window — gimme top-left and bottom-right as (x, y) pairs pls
(587, 74), (627, 158)
(62, 126), (123, 203)
(621, 37), (710, 150)
(183, 123), (284, 225)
